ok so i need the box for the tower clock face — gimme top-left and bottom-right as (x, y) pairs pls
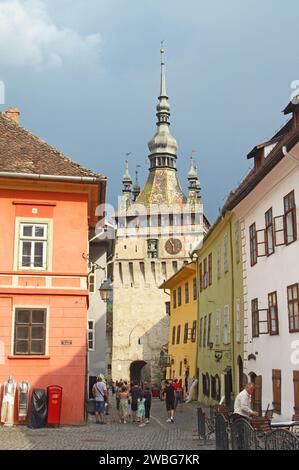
(165, 238), (182, 255)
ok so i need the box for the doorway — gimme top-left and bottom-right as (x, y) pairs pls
(130, 361), (147, 384)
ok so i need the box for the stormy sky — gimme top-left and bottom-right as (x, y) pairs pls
(1, 0), (299, 221)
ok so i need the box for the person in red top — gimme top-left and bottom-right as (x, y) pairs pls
(173, 379), (179, 391)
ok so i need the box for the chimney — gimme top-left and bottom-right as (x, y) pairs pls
(4, 107), (20, 124)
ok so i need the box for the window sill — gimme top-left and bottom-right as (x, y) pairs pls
(8, 355), (50, 360)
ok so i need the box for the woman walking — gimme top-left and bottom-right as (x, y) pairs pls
(175, 379), (184, 412)
(115, 381), (123, 421)
(143, 383), (152, 424)
(119, 385), (130, 424)
(136, 394), (146, 427)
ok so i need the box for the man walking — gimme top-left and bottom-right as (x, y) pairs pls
(163, 381), (175, 423)
(92, 375), (107, 425)
(232, 383), (259, 422)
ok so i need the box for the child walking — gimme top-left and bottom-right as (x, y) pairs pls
(136, 395), (146, 427)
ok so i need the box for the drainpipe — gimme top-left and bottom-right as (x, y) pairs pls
(195, 255), (200, 387)
(229, 215), (236, 405)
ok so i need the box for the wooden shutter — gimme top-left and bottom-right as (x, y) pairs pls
(274, 215), (285, 246)
(252, 375), (262, 416)
(257, 229), (266, 257)
(199, 263), (203, 292)
(293, 371), (299, 414)
(272, 369), (282, 414)
(208, 253), (212, 286)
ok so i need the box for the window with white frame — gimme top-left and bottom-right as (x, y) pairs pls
(217, 245), (221, 280)
(89, 266), (96, 293)
(224, 234), (229, 273)
(223, 305), (230, 344)
(236, 299), (241, 343)
(19, 223), (48, 270)
(88, 320), (95, 351)
(215, 310), (221, 345)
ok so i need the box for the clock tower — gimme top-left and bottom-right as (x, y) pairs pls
(111, 44), (209, 384)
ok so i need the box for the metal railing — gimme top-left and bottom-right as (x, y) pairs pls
(197, 407), (299, 450)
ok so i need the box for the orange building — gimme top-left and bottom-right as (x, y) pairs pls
(0, 108), (106, 424)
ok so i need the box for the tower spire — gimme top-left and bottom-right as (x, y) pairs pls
(132, 166), (141, 201)
(147, 42), (178, 170)
(160, 41), (167, 98)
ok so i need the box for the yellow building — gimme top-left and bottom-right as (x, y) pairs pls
(195, 211), (244, 408)
(160, 262), (198, 385)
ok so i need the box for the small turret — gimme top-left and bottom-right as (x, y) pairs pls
(122, 160), (132, 195)
(187, 157), (201, 203)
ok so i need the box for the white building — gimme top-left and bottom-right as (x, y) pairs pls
(87, 225), (114, 396)
(228, 99), (299, 420)
(111, 45), (209, 384)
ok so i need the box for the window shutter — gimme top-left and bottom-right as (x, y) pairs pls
(256, 229), (266, 257)
(236, 299), (241, 343)
(199, 263), (203, 292)
(223, 306), (230, 344)
(208, 253), (212, 286)
(252, 375), (262, 416)
(172, 326), (176, 345)
(272, 369), (282, 414)
(293, 371), (299, 415)
(274, 215), (286, 246)
(216, 311), (221, 345)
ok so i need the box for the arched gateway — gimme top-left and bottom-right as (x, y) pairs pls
(130, 361), (149, 384)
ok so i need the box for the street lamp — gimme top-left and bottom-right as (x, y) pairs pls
(99, 278), (112, 303)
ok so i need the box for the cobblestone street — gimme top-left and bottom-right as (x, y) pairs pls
(0, 399), (213, 451)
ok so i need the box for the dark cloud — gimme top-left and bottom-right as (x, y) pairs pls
(1, 0), (298, 221)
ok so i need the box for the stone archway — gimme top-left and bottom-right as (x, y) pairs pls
(130, 360), (147, 384)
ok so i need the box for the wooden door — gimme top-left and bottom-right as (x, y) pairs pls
(293, 371), (299, 415)
(272, 369), (281, 414)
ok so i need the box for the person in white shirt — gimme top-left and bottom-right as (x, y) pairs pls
(232, 383), (259, 421)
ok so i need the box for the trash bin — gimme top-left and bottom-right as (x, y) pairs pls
(28, 389), (48, 429)
(47, 385), (63, 426)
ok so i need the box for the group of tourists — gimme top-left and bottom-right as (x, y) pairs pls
(114, 380), (152, 427)
(92, 374), (195, 427)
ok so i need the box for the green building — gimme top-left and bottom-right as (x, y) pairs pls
(195, 211), (244, 408)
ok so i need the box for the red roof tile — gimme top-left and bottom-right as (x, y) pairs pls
(0, 112), (100, 178)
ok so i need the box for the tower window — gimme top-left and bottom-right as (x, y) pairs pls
(129, 262), (134, 285)
(148, 239), (159, 258)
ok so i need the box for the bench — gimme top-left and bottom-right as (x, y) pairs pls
(251, 416), (272, 436)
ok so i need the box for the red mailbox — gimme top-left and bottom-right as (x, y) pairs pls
(47, 385), (63, 426)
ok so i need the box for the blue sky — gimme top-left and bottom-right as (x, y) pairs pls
(1, 0), (299, 221)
